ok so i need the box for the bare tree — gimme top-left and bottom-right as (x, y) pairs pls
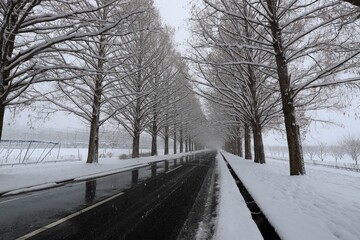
(0, 0), (142, 139)
(342, 135), (360, 165)
(180, 93), (211, 152)
(158, 57), (191, 155)
(304, 146), (317, 162)
(317, 142), (328, 162)
(111, 0), (173, 158)
(36, 0), (144, 163)
(195, 0), (360, 175)
(189, 0), (283, 163)
(144, 32), (191, 156)
(330, 145), (345, 164)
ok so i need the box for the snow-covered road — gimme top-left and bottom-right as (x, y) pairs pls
(1, 151), (216, 239)
(0, 151), (201, 195)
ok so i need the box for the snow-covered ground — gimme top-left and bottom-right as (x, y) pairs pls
(0, 148), (258, 239)
(266, 153), (359, 171)
(0, 146), (171, 166)
(214, 153), (263, 239)
(223, 152), (360, 240)
(3, 149), (358, 239)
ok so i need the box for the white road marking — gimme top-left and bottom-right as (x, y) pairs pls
(16, 191), (125, 240)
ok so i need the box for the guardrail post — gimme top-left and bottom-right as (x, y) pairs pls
(22, 141), (32, 164)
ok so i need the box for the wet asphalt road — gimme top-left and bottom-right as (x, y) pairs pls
(0, 151), (216, 240)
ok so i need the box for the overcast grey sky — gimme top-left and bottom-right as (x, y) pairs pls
(153, 0), (191, 52)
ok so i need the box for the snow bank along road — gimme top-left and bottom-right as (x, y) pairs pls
(223, 152), (360, 240)
(220, 152), (280, 240)
(0, 151), (217, 240)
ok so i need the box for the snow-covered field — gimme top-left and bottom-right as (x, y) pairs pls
(223, 152), (360, 240)
(0, 146), (171, 166)
(267, 154), (360, 172)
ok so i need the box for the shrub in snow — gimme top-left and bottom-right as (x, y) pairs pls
(304, 146), (317, 161)
(330, 146), (345, 164)
(341, 136), (360, 165)
(316, 142), (327, 162)
(119, 154), (128, 160)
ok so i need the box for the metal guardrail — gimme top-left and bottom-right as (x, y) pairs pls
(0, 140), (59, 166)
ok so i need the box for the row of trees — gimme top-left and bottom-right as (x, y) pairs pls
(188, 0), (360, 175)
(268, 135), (360, 165)
(1, 0), (210, 163)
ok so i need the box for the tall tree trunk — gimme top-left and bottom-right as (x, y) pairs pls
(132, 124), (141, 158)
(151, 120), (158, 156)
(238, 135), (243, 157)
(180, 128), (183, 153)
(227, 140), (232, 153)
(0, 67), (6, 140)
(244, 124), (252, 160)
(87, 115), (100, 163)
(86, 58), (103, 163)
(188, 136), (192, 152)
(0, 104), (5, 140)
(0, 12), (16, 141)
(252, 121), (265, 164)
(164, 125), (169, 155)
(132, 133), (140, 158)
(185, 137), (188, 152)
(173, 126), (177, 154)
(266, 0), (305, 175)
(226, 140), (231, 153)
(282, 99), (305, 175)
(247, 48), (260, 163)
(233, 138), (238, 155)
(151, 132), (157, 156)
(87, 34), (106, 164)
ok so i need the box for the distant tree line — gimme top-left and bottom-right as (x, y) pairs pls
(268, 135), (360, 166)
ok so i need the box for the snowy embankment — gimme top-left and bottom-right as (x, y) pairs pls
(0, 151), (203, 196)
(214, 153), (263, 239)
(267, 155), (360, 172)
(223, 152), (360, 240)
